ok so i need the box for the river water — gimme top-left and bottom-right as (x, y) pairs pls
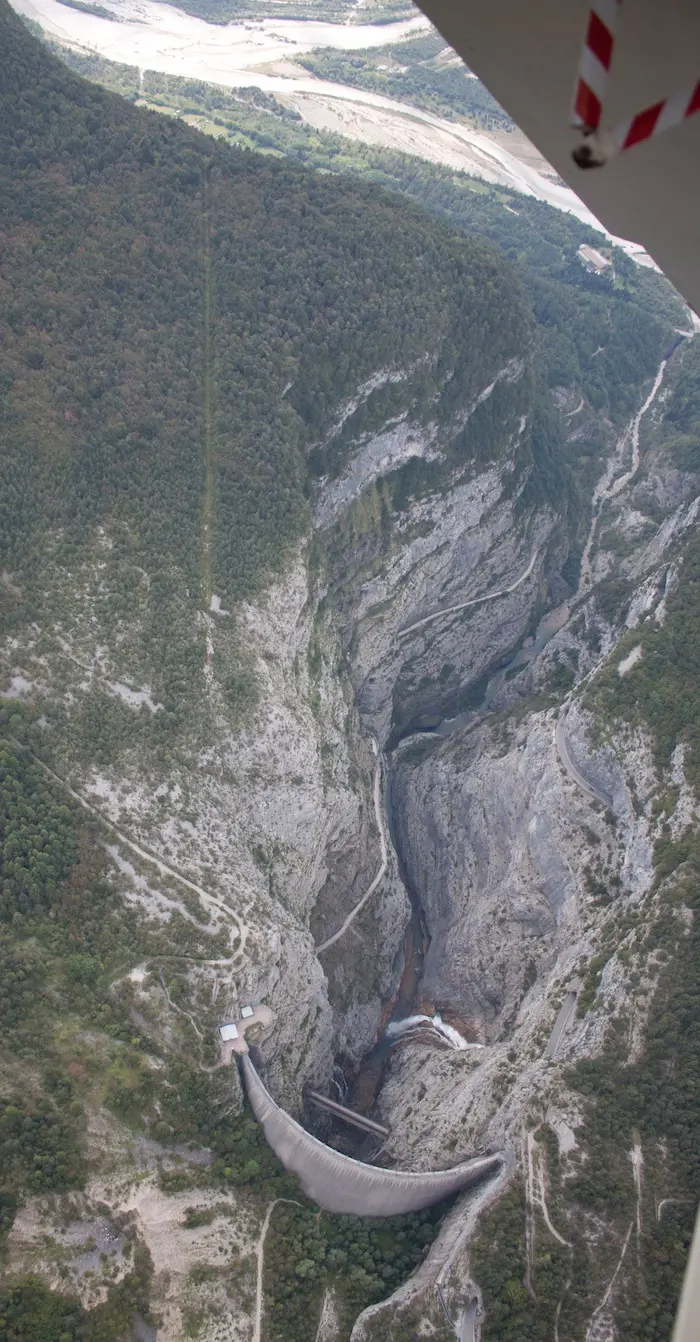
(11, 0), (653, 250)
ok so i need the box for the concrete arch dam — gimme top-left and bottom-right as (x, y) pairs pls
(240, 1055), (503, 1216)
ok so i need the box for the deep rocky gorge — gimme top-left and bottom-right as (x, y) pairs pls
(2, 7), (700, 1337)
(337, 342), (700, 1339)
(9, 328), (697, 1340)
(5, 309), (700, 1341)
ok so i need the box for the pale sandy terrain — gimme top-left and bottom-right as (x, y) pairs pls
(10, 0), (654, 254)
(13, 0), (429, 69)
(8, 1102), (262, 1342)
(279, 89), (552, 191)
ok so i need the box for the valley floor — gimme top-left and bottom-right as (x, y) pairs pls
(11, 0), (655, 256)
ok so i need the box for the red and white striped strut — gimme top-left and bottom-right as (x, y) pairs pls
(572, 0), (622, 135)
(612, 80), (700, 152)
(571, 1), (700, 167)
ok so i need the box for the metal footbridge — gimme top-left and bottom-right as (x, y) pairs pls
(306, 1089), (390, 1139)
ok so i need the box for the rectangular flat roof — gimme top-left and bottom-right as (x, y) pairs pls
(219, 1023), (239, 1041)
(578, 244), (610, 269)
(240, 1005), (255, 1019)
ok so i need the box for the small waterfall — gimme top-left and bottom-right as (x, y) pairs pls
(386, 1013), (484, 1051)
(332, 1063), (348, 1101)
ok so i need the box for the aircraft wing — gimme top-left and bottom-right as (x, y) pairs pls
(415, 0), (700, 312)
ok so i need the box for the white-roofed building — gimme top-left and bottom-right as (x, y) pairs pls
(577, 244), (611, 274)
(219, 1023), (239, 1041)
(241, 1005), (255, 1020)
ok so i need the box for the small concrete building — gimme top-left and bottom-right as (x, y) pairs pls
(219, 1023), (239, 1041)
(240, 1005), (255, 1020)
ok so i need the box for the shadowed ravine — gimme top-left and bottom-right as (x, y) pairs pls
(245, 340), (693, 1222)
(340, 764), (431, 1120)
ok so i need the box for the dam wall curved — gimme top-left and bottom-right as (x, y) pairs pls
(240, 1054), (502, 1216)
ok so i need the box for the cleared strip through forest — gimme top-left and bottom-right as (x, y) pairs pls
(201, 165), (215, 609)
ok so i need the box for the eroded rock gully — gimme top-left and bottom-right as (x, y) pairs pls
(323, 596), (576, 1138)
(320, 350), (686, 1100)
(311, 345), (700, 1338)
(312, 476), (573, 1147)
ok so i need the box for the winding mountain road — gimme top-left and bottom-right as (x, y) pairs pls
(457, 1299), (478, 1342)
(253, 1202), (276, 1342)
(316, 737), (387, 953)
(544, 988), (580, 1060)
(554, 716), (610, 807)
(579, 356), (670, 592)
(585, 1222), (633, 1342)
(554, 354), (684, 810)
(18, 744), (249, 957)
(398, 549), (540, 640)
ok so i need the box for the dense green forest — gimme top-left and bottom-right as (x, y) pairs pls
(143, 67), (685, 533)
(45, 43), (683, 432)
(262, 1200), (448, 1340)
(2, 0), (543, 743)
(33, 33), (687, 573)
(299, 30), (515, 130)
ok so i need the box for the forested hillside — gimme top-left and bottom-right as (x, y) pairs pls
(41, 41), (683, 433)
(0, 0), (537, 733)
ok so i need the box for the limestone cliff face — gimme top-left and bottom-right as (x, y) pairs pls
(343, 478), (555, 744)
(316, 360), (559, 747)
(308, 367), (574, 1054)
(376, 699), (637, 1159)
(391, 712), (591, 1037)
(0, 331), (546, 1106)
(344, 349), (700, 1338)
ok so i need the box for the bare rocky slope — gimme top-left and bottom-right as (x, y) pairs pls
(344, 338), (700, 1342)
